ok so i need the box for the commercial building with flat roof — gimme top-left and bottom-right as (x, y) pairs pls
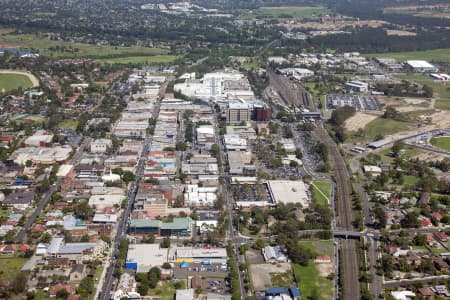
(128, 217), (192, 237)
(126, 244), (169, 272)
(406, 60), (438, 72)
(267, 180), (310, 208)
(227, 102), (250, 123)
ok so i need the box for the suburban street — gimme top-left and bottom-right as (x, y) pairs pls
(15, 137), (91, 243)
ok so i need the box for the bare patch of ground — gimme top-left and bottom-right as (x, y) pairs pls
(344, 113), (378, 131)
(250, 263), (292, 291)
(245, 249), (265, 264)
(386, 30), (417, 36)
(316, 263), (333, 277)
(430, 111), (450, 128)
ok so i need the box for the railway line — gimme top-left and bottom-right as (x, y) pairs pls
(315, 125), (360, 300)
(268, 69), (359, 299)
(267, 70), (315, 111)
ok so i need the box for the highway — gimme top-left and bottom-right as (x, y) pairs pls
(15, 137), (91, 243)
(98, 104), (159, 300)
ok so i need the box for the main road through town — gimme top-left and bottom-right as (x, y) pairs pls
(98, 104), (159, 300)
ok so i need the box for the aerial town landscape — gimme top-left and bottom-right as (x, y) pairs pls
(0, 0), (449, 299)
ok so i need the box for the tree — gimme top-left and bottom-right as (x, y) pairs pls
(413, 233), (426, 246)
(13, 273), (27, 294)
(148, 267), (161, 288)
(162, 262), (172, 269)
(122, 171), (135, 183)
(383, 106), (398, 119)
(330, 106), (356, 126)
(56, 288), (69, 299)
(112, 167), (124, 175)
(252, 239), (265, 250)
(162, 237), (171, 248)
(25, 160), (33, 167)
(176, 142), (188, 151)
(391, 141), (404, 157)
(74, 200), (94, 220)
(210, 144), (220, 158)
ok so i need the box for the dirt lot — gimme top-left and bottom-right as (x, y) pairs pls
(250, 263), (292, 291)
(430, 111), (450, 128)
(316, 263), (333, 277)
(245, 249), (265, 264)
(386, 30), (417, 36)
(344, 112), (378, 131)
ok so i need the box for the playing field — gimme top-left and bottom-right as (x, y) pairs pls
(250, 6), (331, 19)
(363, 118), (410, 139)
(430, 136), (450, 151)
(0, 73), (33, 93)
(364, 48), (450, 62)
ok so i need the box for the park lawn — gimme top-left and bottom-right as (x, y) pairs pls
(403, 175), (419, 186)
(298, 240), (333, 256)
(293, 263), (333, 300)
(0, 32), (170, 59)
(311, 181), (331, 206)
(430, 136), (450, 151)
(0, 255), (28, 281)
(57, 119), (79, 130)
(435, 100), (450, 110)
(25, 115), (46, 123)
(396, 73), (450, 100)
(255, 6), (331, 19)
(363, 48), (450, 62)
(0, 73), (33, 93)
(96, 55), (181, 65)
(364, 117), (410, 139)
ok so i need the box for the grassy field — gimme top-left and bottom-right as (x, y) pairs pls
(248, 6), (331, 19)
(243, 57), (260, 69)
(364, 48), (450, 62)
(298, 240), (333, 256)
(0, 73), (33, 93)
(147, 281), (182, 300)
(311, 181), (331, 206)
(96, 55), (180, 64)
(403, 175), (419, 186)
(0, 30), (176, 63)
(430, 136), (450, 151)
(293, 263), (333, 300)
(364, 117), (410, 139)
(396, 73), (450, 100)
(0, 256), (28, 280)
(435, 100), (450, 110)
(57, 119), (79, 130)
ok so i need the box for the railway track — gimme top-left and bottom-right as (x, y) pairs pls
(266, 68), (359, 298)
(315, 125), (360, 300)
(268, 70), (315, 111)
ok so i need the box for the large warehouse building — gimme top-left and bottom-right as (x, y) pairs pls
(406, 60), (438, 73)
